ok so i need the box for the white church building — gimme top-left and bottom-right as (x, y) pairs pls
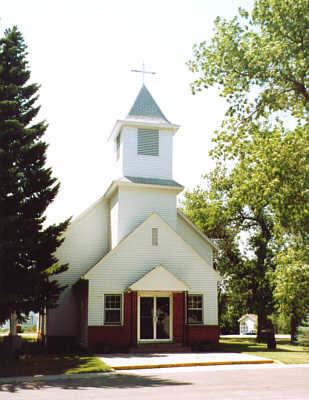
(44, 85), (220, 351)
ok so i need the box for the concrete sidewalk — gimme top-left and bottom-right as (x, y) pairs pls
(99, 352), (275, 370)
(0, 352), (275, 385)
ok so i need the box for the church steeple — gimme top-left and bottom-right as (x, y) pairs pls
(109, 85), (180, 181)
(127, 84), (170, 124)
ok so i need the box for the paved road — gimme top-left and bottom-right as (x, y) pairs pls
(1, 364), (309, 400)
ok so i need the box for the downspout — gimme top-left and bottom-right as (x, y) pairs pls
(184, 291), (188, 346)
(129, 290), (134, 348)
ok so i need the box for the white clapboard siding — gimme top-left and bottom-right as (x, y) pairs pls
(121, 127), (173, 180)
(110, 191), (119, 249)
(47, 198), (110, 336)
(117, 185), (177, 243)
(47, 287), (79, 336)
(176, 213), (213, 265)
(86, 213), (219, 326)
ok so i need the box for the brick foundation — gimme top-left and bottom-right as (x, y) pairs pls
(88, 292), (219, 350)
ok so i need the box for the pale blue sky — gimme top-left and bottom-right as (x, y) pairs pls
(2, 0), (253, 224)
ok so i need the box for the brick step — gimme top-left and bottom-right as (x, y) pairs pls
(130, 343), (191, 353)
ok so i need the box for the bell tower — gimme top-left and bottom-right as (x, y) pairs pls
(107, 85), (183, 248)
(109, 85), (180, 180)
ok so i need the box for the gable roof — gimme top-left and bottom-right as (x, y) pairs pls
(127, 84), (170, 124)
(103, 177), (183, 200)
(83, 212), (219, 280)
(129, 265), (190, 291)
(59, 176), (183, 233)
(238, 314), (258, 323)
(177, 209), (218, 251)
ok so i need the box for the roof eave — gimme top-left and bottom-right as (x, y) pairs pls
(108, 119), (180, 142)
(177, 209), (218, 251)
(104, 180), (184, 199)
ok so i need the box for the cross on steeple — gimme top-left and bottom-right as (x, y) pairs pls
(131, 62), (155, 84)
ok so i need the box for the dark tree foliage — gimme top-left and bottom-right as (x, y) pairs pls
(182, 165), (276, 340)
(0, 26), (70, 325)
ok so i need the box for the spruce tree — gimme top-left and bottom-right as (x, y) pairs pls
(0, 26), (70, 328)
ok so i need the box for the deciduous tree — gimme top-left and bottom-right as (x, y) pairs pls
(188, 0), (309, 236)
(273, 242), (309, 342)
(182, 164), (276, 340)
(186, 0), (308, 339)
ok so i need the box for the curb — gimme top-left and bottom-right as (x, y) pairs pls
(0, 359), (275, 383)
(112, 359), (275, 370)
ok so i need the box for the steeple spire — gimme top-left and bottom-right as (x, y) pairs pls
(127, 84), (170, 124)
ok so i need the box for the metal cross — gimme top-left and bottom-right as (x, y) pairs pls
(131, 62), (155, 84)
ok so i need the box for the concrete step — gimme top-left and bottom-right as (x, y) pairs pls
(130, 343), (191, 353)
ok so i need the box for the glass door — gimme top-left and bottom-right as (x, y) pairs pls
(156, 297), (170, 339)
(140, 297), (154, 339)
(139, 295), (171, 341)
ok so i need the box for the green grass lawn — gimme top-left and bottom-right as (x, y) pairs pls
(219, 337), (309, 364)
(0, 354), (111, 378)
(0, 336), (111, 378)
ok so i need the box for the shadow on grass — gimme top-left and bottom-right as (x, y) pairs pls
(0, 372), (192, 393)
(219, 338), (304, 353)
(0, 354), (108, 379)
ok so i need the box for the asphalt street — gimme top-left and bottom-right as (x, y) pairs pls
(1, 364), (309, 400)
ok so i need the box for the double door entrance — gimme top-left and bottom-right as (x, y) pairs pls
(138, 294), (172, 342)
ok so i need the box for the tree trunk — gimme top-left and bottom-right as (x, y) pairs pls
(290, 313), (298, 344)
(256, 312), (267, 342)
(9, 312), (17, 335)
(3, 312), (22, 359)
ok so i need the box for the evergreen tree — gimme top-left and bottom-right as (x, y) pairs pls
(0, 26), (70, 328)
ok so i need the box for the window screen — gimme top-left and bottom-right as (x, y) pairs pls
(137, 129), (159, 156)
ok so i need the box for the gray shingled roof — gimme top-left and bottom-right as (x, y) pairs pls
(127, 85), (170, 124)
(124, 176), (183, 188)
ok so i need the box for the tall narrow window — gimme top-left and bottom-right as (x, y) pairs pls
(187, 294), (203, 324)
(104, 294), (122, 325)
(137, 129), (159, 156)
(152, 228), (158, 246)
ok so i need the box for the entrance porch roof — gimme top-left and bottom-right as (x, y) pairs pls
(128, 265), (190, 292)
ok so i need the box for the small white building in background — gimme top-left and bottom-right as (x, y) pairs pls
(238, 314), (257, 335)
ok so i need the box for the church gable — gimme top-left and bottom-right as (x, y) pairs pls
(84, 212), (218, 288)
(85, 212), (219, 327)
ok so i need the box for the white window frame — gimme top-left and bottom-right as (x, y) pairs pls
(187, 294), (203, 325)
(103, 294), (123, 326)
